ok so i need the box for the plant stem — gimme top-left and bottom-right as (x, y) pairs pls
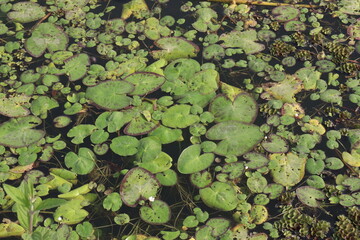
(201, 0), (318, 8)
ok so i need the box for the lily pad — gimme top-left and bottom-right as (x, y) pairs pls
(262, 75), (303, 103)
(272, 6), (300, 22)
(261, 134), (289, 153)
(190, 170), (212, 189)
(205, 218), (231, 237)
(199, 181), (238, 211)
(63, 54), (90, 81)
(148, 126), (182, 144)
(192, 8), (220, 32)
(110, 136), (139, 156)
(269, 152), (306, 187)
(210, 93), (258, 123)
(7, 2), (45, 23)
(206, 121), (264, 156)
(243, 152), (269, 169)
(162, 104), (200, 129)
(284, 20), (306, 32)
(177, 144), (214, 174)
(0, 95), (31, 117)
(152, 37), (200, 61)
(64, 148), (96, 175)
(0, 116), (45, 148)
(139, 200), (171, 225)
(25, 23), (68, 57)
(338, 0), (360, 15)
(296, 186), (326, 207)
(120, 167), (160, 207)
(85, 80), (134, 110)
(342, 150), (360, 167)
(30, 96), (59, 119)
(220, 29), (265, 55)
(124, 72), (165, 96)
(155, 169), (177, 186)
(295, 67), (320, 90)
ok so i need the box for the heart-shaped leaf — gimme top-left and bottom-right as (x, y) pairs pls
(64, 148), (96, 175)
(120, 167), (160, 207)
(199, 181), (238, 211)
(177, 144), (214, 174)
(152, 37), (200, 61)
(261, 134), (289, 153)
(7, 2), (45, 23)
(220, 29), (265, 55)
(0, 95), (31, 117)
(296, 186), (326, 207)
(162, 104), (200, 129)
(139, 200), (171, 225)
(124, 72), (165, 96)
(63, 54), (90, 81)
(110, 136), (139, 156)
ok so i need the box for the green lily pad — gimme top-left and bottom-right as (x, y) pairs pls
(124, 72), (165, 96)
(110, 136), (139, 156)
(263, 183), (284, 199)
(203, 44), (225, 60)
(272, 5), (300, 22)
(0, 116), (45, 148)
(54, 199), (89, 225)
(342, 150), (360, 167)
(269, 152), (306, 187)
(192, 8), (220, 32)
(295, 67), (320, 90)
(325, 157), (344, 170)
(262, 75), (303, 103)
(149, 126), (182, 144)
(30, 96), (59, 119)
(53, 116), (72, 128)
(103, 192), (122, 212)
(151, 37), (200, 61)
(67, 124), (97, 144)
(338, 0), (360, 15)
(261, 134), (289, 153)
(0, 95), (31, 117)
(162, 104), (200, 129)
(247, 172), (267, 193)
(144, 17), (171, 40)
(63, 54), (90, 81)
(320, 89), (342, 105)
(139, 200), (171, 225)
(85, 80), (134, 110)
(121, 0), (149, 19)
(138, 151), (172, 174)
(284, 20), (306, 31)
(7, 2), (45, 23)
(64, 148), (96, 175)
(25, 23), (68, 57)
(219, 29), (265, 55)
(210, 93), (258, 123)
(206, 121), (264, 156)
(155, 169), (177, 186)
(249, 205), (268, 224)
(315, 60), (336, 73)
(243, 152), (269, 169)
(205, 218), (230, 237)
(199, 181), (239, 211)
(177, 144), (214, 174)
(190, 170), (212, 189)
(296, 186), (326, 207)
(195, 226), (216, 240)
(120, 167), (160, 207)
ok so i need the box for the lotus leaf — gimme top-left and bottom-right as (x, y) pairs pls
(192, 8), (220, 32)
(219, 29), (265, 55)
(190, 171), (212, 189)
(63, 54), (90, 81)
(210, 93), (257, 123)
(155, 169), (177, 186)
(247, 172), (267, 193)
(64, 148), (95, 175)
(342, 150), (360, 167)
(177, 144), (214, 174)
(30, 96), (59, 119)
(296, 186), (326, 207)
(269, 152), (306, 187)
(206, 121), (264, 156)
(295, 67), (320, 90)
(261, 134), (289, 153)
(272, 6), (299, 22)
(67, 124), (97, 144)
(124, 72), (165, 96)
(120, 167), (160, 207)
(0, 95), (30, 117)
(149, 126), (182, 144)
(7, 2), (45, 23)
(261, 75), (303, 103)
(199, 181), (238, 211)
(162, 104), (200, 129)
(103, 192), (122, 212)
(139, 200), (171, 225)
(205, 218), (230, 237)
(0, 116), (44, 148)
(25, 23), (68, 57)
(243, 152), (269, 169)
(85, 80), (134, 110)
(152, 37), (200, 61)
(110, 136), (139, 156)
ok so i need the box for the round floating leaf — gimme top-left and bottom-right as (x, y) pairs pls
(269, 152), (306, 187)
(261, 134), (289, 153)
(149, 126), (182, 144)
(263, 183), (284, 199)
(86, 80), (134, 110)
(177, 144), (214, 174)
(295, 67), (320, 91)
(272, 6), (300, 22)
(220, 29), (265, 54)
(139, 200), (171, 225)
(243, 152), (269, 169)
(199, 181), (238, 211)
(249, 205), (268, 224)
(222, 162), (245, 179)
(120, 167), (160, 207)
(156, 169), (177, 186)
(53, 116), (72, 128)
(192, 8), (220, 32)
(67, 124), (97, 144)
(284, 20), (306, 31)
(306, 175), (326, 189)
(63, 54), (90, 81)
(110, 136), (139, 156)
(190, 170), (212, 189)
(0, 95), (31, 117)
(325, 157), (344, 170)
(247, 173), (267, 193)
(162, 104), (200, 129)
(206, 121), (264, 156)
(152, 37), (200, 61)
(25, 23), (68, 57)
(64, 148), (96, 175)
(7, 2), (45, 23)
(30, 96), (59, 119)
(342, 150), (360, 167)
(114, 214), (130, 225)
(0, 116), (44, 148)
(210, 93), (257, 123)
(195, 226), (216, 240)
(296, 186), (326, 207)
(320, 89), (342, 105)
(124, 72), (165, 96)
(138, 151), (172, 174)
(103, 192), (122, 211)
(338, 0), (360, 15)
(206, 218), (231, 237)
(203, 44), (225, 60)
(316, 60), (336, 73)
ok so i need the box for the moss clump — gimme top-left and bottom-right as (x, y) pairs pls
(295, 49), (312, 61)
(334, 214), (359, 240)
(291, 32), (307, 47)
(339, 62), (360, 74)
(270, 40), (296, 57)
(324, 42), (354, 63)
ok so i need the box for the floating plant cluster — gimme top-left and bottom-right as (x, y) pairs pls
(0, 0), (359, 239)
